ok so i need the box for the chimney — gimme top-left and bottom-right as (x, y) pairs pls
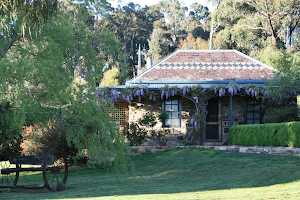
(147, 56), (152, 69)
(137, 44), (141, 75)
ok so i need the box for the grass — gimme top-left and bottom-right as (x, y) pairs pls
(1, 147), (300, 199)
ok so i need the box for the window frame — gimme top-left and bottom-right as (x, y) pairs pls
(162, 96), (181, 128)
(244, 97), (263, 124)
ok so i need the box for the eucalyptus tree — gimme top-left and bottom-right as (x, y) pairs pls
(180, 2), (210, 40)
(103, 3), (161, 81)
(149, 0), (187, 48)
(206, 0), (222, 49)
(209, 0), (266, 53)
(241, 0), (300, 49)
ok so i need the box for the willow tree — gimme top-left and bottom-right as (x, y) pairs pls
(0, 1), (131, 171)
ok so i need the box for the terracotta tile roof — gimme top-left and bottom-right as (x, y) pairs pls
(131, 50), (276, 83)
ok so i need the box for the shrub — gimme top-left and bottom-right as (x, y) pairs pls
(123, 123), (147, 146)
(139, 111), (170, 146)
(229, 121), (300, 147)
(124, 111), (170, 146)
(20, 119), (77, 159)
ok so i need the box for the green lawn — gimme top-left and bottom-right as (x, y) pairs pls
(1, 147), (300, 199)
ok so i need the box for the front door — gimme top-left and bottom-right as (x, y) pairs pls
(205, 98), (221, 141)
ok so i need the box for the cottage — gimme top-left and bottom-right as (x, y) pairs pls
(97, 50), (277, 145)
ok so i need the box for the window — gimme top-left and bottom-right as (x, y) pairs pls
(163, 97), (181, 127)
(244, 98), (262, 124)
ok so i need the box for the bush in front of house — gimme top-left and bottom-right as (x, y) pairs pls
(229, 121), (300, 147)
(124, 111), (170, 146)
(123, 123), (147, 146)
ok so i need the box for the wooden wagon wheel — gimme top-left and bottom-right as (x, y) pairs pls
(42, 148), (68, 191)
(0, 150), (20, 192)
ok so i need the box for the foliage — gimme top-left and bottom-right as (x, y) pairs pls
(178, 33), (209, 50)
(158, 110), (169, 124)
(0, 1), (132, 172)
(100, 67), (122, 87)
(123, 123), (147, 146)
(210, 0), (300, 50)
(123, 111), (170, 146)
(20, 120), (77, 159)
(0, 0), (59, 58)
(103, 3), (160, 81)
(0, 100), (24, 153)
(147, 22), (170, 65)
(258, 46), (300, 72)
(139, 111), (170, 146)
(264, 106), (299, 123)
(229, 121), (300, 147)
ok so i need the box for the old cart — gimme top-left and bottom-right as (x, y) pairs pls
(0, 147), (68, 192)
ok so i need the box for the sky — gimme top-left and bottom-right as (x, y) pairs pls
(108, 0), (214, 12)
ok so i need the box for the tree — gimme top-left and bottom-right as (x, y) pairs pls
(206, 0), (222, 49)
(100, 67), (122, 86)
(242, 0), (300, 48)
(0, 1), (132, 170)
(147, 20), (171, 64)
(178, 33), (209, 50)
(212, 0), (300, 49)
(0, 0), (59, 58)
(103, 3), (160, 82)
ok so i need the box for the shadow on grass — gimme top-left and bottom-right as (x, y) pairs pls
(2, 147), (300, 199)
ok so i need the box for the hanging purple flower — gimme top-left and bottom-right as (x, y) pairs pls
(254, 91), (258, 96)
(190, 118), (194, 125)
(194, 121), (198, 129)
(126, 95), (130, 102)
(183, 87), (187, 96)
(153, 95), (156, 101)
(149, 95), (152, 100)
(165, 91), (169, 99)
(135, 89), (140, 96)
(193, 96), (198, 103)
(140, 89), (144, 96)
(161, 90), (165, 99)
(251, 89), (255, 96)
(234, 87), (238, 95)
(228, 86), (234, 96)
(129, 95), (133, 101)
(95, 92), (99, 98)
(120, 93), (126, 100)
(214, 87), (217, 93)
(246, 88), (251, 96)
(138, 95), (141, 102)
(171, 90), (175, 96)
(264, 91), (268, 96)
(145, 87), (149, 94)
(219, 88), (225, 97)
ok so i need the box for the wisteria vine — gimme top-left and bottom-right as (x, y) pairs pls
(95, 83), (264, 104)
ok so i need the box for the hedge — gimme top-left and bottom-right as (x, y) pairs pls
(229, 121), (300, 147)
